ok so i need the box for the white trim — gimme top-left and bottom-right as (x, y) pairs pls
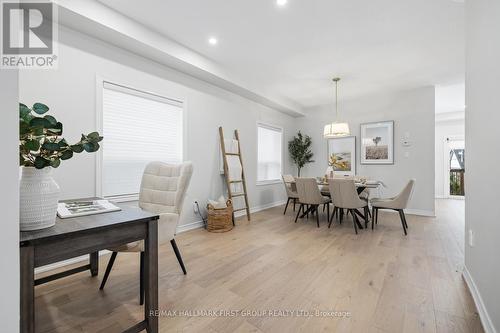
(35, 250), (111, 274)
(235, 199), (287, 217)
(463, 267), (497, 333)
(382, 209), (436, 217)
(256, 180), (282, 186)
(176, 220), (206, 234)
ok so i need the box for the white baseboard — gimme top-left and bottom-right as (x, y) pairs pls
(176, 220), (206, 233)
(35, 250), (111, 274)
(382, 208), (435, 217)
(463, 267), (497, 333)
(234, 199), (287, 217)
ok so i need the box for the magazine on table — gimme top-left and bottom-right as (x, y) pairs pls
(57, 199), (121, 218)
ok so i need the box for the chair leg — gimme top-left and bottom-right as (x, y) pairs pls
(350, 210), (358, 234)
(283, 198), (291, 215)
(401, 210), (408, 228)
(398, 210), (408, 236)
(315, 205), (320, 228)
(293, 198), (296, 211)
(371, 207), (376, 229)
(139, 251), (144, 305)
(295, 204), (303, 223)
(171, 239), (187, 274)
(326, 203), (330, 223)
(364, 206), (369, 228)
(375, 208), (379, 224)
(99, 251), (117, 290)
(328, 207), (336, 228)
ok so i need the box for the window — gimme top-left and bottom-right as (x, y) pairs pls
(102, 82), (183, 198)
(257, 123), (283, 184)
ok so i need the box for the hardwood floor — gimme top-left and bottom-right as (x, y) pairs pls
(34, 199), (483, 333)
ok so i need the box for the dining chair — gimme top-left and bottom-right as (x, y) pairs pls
(328, 178), (369, 234)
(370, 179), (415, 235)
(282, 174), (299, 214)
(294, 178), (331, 227)
(99, 161), (193, 305)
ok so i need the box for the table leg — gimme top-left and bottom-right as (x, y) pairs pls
(90, 251), (99, 277)
(144, 219), (159, 333)
(20, 245), (35, 333)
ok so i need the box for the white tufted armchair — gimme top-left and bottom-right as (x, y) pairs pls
(99, 161), (193, 305)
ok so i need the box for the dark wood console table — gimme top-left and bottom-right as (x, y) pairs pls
(20, 205), (159, 333)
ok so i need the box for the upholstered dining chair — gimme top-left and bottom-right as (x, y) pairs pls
(370, 179), (415, 235)
(328, 178), (369, 234)
(99, 161), (193, 305)
(282, 174), (299, 214)
(294, 178), (331, 227)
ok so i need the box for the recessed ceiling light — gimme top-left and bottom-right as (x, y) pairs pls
(276, 0), (287, 7)
(208, 37), (218, 45)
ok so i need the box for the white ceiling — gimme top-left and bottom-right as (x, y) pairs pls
(97, 0), (464, 109)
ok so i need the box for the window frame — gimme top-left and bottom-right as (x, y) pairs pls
(256, 122), (284, 186)
(95, 76), (187, 201)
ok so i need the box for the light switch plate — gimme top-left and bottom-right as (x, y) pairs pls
(468, 229), (474, 247)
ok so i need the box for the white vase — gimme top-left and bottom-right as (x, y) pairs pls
(19, 167), (60, 231)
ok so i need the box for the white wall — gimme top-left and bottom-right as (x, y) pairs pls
(434, 116), (465, 198)
(0, 71), (19, 331)
(299, 87), (435, 215)
(19, 26), (296, 228)
(465, 0), (500, 331)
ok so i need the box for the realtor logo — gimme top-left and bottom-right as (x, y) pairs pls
(1, 0), (57, 68)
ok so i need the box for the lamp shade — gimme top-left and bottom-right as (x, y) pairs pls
(323, 122), (350, 138)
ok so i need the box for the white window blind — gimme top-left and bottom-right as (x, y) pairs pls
(257, 123), (282, 183)
(102, 82), (183, 198)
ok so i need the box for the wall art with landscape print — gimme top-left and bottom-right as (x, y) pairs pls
(360, 121), (394, 164)
(327, 136), (356, 176)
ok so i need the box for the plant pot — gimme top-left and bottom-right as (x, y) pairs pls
(19, 167), (60, 231)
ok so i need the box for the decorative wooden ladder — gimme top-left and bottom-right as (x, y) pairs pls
(219, 126), (251, 221)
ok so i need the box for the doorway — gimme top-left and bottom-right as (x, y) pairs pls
(445, 137), (465, 198)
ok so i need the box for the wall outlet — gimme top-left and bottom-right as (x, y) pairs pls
(468, 229), (474, 247)
(193, 201), (199, 214)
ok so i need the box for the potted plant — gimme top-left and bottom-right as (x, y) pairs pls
(288, 131), (314, 177)
(19, 102), (103, 231)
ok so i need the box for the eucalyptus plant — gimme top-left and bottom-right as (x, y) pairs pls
(19, 102), (103, 169)
(288, 131), (314, 177)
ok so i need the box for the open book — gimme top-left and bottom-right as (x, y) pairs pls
(57, 200), (121, 219)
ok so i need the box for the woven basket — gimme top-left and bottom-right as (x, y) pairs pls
(207, 199), (234, 233)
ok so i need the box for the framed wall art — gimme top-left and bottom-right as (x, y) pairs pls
(360, 121), (394, 164)
(327, 136), (356, 176)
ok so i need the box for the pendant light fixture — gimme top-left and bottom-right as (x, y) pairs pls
(323, 77), (350, 138)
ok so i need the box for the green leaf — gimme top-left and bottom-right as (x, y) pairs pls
(34, 156), (49, 169)
(50, 158), (61, 168)
(46, 122), (63, 135)
(41, 142), (60, 151)
(29, 117), (49, 128)
(25, 139), (40, 151)
(60, 149), (73, 160)
(44, 115), (57, 126)
(70, 144), (84, 153)
(20, 121), (30, 136)
(57, 138), (68, 148)
(19, 103), (31, 118)
(83, 142), (99, 152)
(32, 103), (49, 115)
(87, 131), (100, 140)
